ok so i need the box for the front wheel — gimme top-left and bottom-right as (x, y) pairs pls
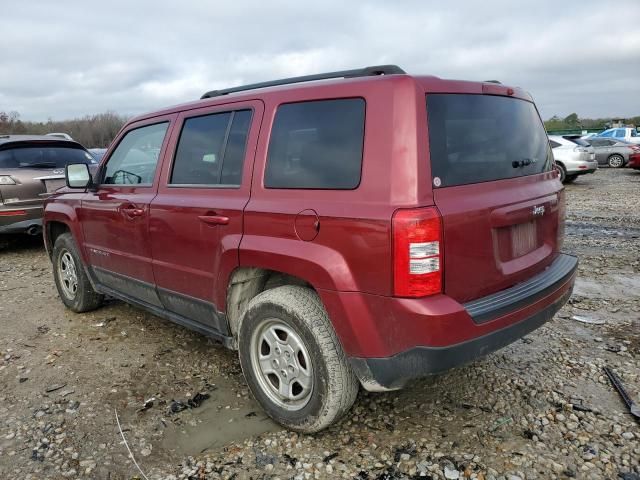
(607, 154), (624, 168)
(238, 286), (358, 433)
(52, 233), (104, 312)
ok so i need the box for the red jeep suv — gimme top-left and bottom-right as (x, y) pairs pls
(43, 65), (577, 432)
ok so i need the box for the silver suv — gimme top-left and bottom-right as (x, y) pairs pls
(549, 135), (598, 183)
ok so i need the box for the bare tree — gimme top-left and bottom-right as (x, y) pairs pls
(0, 111), (128, 147)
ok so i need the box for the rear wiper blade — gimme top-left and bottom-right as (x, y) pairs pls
(19, 162), (57, 168)
(512, 158), (536, 168)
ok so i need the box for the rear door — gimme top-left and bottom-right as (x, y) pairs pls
(79, 117), (174, 306)
(427, 93), (561, 303)
(148, 101), (262, 332)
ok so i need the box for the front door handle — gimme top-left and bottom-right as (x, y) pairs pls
(121, 205), (145, 218)
(198, 215), (229, 226)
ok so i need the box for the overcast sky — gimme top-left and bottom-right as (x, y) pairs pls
(1, 0), (639, 121)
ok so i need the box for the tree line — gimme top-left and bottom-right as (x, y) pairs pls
(544, 113), (640, 132)
(0, 111), (128, 148)
(2, 109), (638, 148)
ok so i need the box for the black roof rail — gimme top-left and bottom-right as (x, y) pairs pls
(200, 65), (406, 99)
(484, 80), (502, 84)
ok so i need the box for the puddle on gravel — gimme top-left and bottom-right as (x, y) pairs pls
(162, 377), (280, 455)
(566, 221), (640, 239)
(574, 274), (640, 300)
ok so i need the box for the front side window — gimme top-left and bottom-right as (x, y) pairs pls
(170, 109), (252, 186)
(102, 122), (168, 185)
(264, 98), (365, 189)
(614, 129), (626, 138)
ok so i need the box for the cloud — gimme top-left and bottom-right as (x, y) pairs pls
(0, 0), (638, 120)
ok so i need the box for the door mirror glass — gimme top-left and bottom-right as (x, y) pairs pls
(66, 163), (91, 188)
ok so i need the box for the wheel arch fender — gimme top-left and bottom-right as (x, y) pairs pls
(44, 205), (86, 262)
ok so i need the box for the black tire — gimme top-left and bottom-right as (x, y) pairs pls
(556, 163), (567, 183)
(238, 285), (358, 433)
(564, 174), (578, 184)
(52, 233), (104, 312)
(607, 154), (624, 168)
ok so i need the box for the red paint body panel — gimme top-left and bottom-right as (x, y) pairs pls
(433, 170), (562, 302)
(319, 265), (575, 358)
(149, 100), (264, 310)
(78, 114), (177, 286)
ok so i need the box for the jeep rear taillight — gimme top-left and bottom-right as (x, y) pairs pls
(393, 207), (443, 297)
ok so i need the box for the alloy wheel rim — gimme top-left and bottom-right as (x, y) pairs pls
(58, 250), (78, 299)
(250, 318), (313, 411)
(610, 156), (623, 168)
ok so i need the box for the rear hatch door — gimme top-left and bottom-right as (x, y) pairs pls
(0, 142), (96, 205)
(427, 92), (562, 303)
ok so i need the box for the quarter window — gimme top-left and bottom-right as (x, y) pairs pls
(264, 98), (365, 189)
(170, 110), (252, 186)
(102, 122), (169, 185)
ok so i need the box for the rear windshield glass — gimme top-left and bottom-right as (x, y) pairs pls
(0, 144), (96, 169)
(426, 94), (552, 187)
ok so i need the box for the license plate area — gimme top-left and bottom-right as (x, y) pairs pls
(510, 220), (538, 258)
(40, 178), (66, 194)
(496, 220), (539, 261)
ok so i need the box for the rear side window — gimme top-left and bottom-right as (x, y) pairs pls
(171, 109), (252, 186)
(265, 98), (365, 189)
(426, 94), (553, 187)
(103, 122), (168, 185)
(549, 140), (561, 149)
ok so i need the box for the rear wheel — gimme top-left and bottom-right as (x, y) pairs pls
(52, 233), (104, 312)
(607, 154), (624, 168)
(556, 163), (567, 183)
(238, 285), (358, 433)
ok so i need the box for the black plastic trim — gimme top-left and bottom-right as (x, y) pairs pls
(89, 267), (232, 345)
(96, 283), (234, 349)
(0, 217), (42, 234)
(464, 253), (578, 324)
(350, 284), (574, 390)
(200, 65), (406, 99)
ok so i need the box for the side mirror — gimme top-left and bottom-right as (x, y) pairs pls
(66, 163), (92, 189)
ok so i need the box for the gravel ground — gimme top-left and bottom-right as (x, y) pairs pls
(1, 168), (639, 480)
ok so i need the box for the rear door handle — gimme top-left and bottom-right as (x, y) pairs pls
(198, 215), (229, 226)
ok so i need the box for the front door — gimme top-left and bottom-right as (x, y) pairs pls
(80, 117), (175, 306)
(149, 101), (263, 332)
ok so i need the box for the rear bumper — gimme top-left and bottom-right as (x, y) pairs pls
(567, 161), (598, 175)
(0, 207), (43, 234)
(335, 253), (577, 391)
